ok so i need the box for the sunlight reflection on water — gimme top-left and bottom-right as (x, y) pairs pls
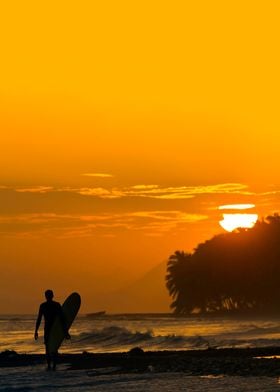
(1, 315), (280, 354)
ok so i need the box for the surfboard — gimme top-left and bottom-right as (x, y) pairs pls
(47, 292), (81, 354)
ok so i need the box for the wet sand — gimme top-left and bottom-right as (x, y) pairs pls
(1, 347), (280, 377)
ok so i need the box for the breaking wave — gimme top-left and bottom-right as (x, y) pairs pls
(72, 326), (210, 351)
(69, 324), (280, 352)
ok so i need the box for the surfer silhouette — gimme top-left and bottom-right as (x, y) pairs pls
(35, 289), (70, 370)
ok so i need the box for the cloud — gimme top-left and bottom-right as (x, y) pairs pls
(259, 190), (280, 196)
(0, 182), (252, 200)
(67, 183), (251, 200)
(127, 210), (207, 222)
(0, 182), (278, 240)
(131, 185), (159, 190)
(219, 204), (255, 210)
(0, 210), (208, 238)
(0, 213), (73, 224)
(81, 173), (114, 178)
(77, 187), (124, 198)
(15, 186), (54, 193)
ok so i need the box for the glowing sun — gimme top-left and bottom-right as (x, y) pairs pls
(219, 204), (258, 232)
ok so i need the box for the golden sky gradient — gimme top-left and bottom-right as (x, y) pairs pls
(1, 1), (280, 312)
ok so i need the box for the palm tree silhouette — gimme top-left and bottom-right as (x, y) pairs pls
(166, 214), (280, 316)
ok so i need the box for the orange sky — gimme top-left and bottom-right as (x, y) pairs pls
(0, 1), (280, 313)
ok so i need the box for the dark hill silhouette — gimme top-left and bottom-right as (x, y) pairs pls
(166, 214), (280, 316)
(102, 261), (170, 313)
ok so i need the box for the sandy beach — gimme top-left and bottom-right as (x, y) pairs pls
(2, 347), (280, 375)
(2, 347), (280, 391)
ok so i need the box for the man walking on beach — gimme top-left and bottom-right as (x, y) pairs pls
(34, 289), (70, 370)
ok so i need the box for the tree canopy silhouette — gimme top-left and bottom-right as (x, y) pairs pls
(166, 214), (280, 315)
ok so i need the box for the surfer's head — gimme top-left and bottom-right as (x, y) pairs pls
(45, 289), (54, 301)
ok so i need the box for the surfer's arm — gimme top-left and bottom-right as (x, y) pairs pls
(34, 305), (43, 340)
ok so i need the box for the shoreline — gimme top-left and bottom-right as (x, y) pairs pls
(2, 347), (280, 377)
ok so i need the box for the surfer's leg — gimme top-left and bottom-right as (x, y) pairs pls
(45, 346), (52, 370)
(52, 351), (58, 371)
(44, 332), (51, 370)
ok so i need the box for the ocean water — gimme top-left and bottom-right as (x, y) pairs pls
(2, 315), (280, 391)
(1, 314), (280, 354)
